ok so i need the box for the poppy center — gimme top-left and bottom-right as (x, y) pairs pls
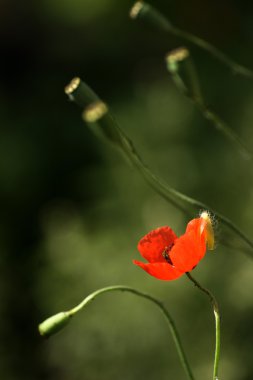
(162, 244), (174, 265)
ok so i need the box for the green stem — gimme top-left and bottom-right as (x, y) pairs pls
(130, 1), (253, 79)
(173, 26), (253, 79)
(199, 105), (251, 160)
(64, 78), (253, 257)
(42, 285), (196, 380)
(166, 48), (251, 159)
(186, 273), (220, 380)
(168, 67), (251, 159)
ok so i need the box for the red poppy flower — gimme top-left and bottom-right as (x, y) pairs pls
(133, 212), (214, 280)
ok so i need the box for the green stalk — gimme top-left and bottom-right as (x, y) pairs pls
(64, 77), (253, 257)
(130, 1), (253, 79)
(186, 273), (220, 380)
(39, 285), (196, 380)
(166, 48), (252, 160)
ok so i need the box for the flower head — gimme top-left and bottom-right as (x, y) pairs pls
(133, 212), (214, 280)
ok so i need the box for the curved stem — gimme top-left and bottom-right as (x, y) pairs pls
(172, 26), (253, 79)
(64, 77), (253, 257)
(186, 273), (220, 380)
(131, 1), (253, 79)
(170, 71), (251, 159)
(165, 50), (251, 160)
(67, 285), (196, 380)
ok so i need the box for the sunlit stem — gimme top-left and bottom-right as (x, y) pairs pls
(64, 77), (253, 256)
(130, 1), (253, 79)
(186, 273), (220, 380)
(166, 48), (251, 160)
(40, 286), (196, 380)
(174, 27), (253, 79)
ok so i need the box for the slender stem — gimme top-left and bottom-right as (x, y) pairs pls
(169, 70), (251, 159)
(67, 285), (196, 380)
(131, 1), (253, 79)
(166, 48), (251, 159)
(64, 78), (253, 256)
(183, 53), (204, 104)
(199, 105), (251, 160)
(172, 26), (253, 79)
(186, 273), (220, 380)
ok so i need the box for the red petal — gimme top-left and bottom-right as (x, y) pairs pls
(133, 260), (183, 280)
(169, 218), (206, 272)
(186, 217), (207, 237)
(137, 226), (177, 263)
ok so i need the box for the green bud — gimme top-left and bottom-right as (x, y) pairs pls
(38, 312), (72, 338)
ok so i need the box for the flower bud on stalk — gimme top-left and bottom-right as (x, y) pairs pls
(38, 312), (72, 338)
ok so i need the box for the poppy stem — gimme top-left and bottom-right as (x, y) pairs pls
(186, 273), (220, 380)
(130, 1), (253, 80)
(165, 48), (251, 160)
(64, 77), (253, 258)
(39, 285), (196, 380)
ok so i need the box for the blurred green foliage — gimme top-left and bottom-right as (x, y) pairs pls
(1, 0), (253, 379)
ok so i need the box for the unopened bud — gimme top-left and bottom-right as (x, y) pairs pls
(200, 211), (215, 250)
(38, 312), (72, 338)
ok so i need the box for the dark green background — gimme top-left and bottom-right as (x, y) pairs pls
(1, 0), (253, 379)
